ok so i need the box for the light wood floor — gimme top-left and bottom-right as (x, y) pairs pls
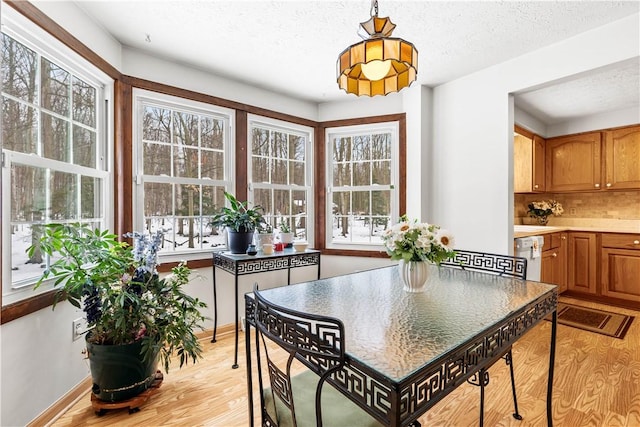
(52, 296), (640, 426)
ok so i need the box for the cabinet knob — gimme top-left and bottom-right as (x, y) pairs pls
(594, 183), (600, 188)
(634, 240), (640, 245)
(561, 236), (566, 240)
(534, 184), (539, 189)
(552, 253), (557, 257)
(606, 183), (612, 188)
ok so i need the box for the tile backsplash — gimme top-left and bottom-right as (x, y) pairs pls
(515, 191), (640, 220)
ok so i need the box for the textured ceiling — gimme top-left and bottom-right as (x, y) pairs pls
(72, 1), (640, 122)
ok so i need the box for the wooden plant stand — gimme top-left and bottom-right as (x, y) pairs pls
(91, 371), (163, 416)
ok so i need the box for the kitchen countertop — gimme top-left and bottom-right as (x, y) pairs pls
(514, 223), (640, 238)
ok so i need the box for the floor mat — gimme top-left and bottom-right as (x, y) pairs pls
(551, 302), (634, 339)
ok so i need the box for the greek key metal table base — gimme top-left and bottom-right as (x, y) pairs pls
(212, 250), (321, 368)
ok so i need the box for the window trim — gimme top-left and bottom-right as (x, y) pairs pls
(247, 114), (315, 246)
(131, 88), (236, 262)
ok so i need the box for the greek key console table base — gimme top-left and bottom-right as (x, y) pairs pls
(211, 249), (321, 368)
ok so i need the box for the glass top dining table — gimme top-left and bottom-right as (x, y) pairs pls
(244, 263), (558, 426)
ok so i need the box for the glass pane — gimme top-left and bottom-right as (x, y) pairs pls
(352, 135), (370, 161)
(173, 111), (198, 147)
(41, 112), (69, 162)
(292, 190), (307, 238)
(270, 159), (287, 185)
(252, 127), (269, 156)
(202, 116), (224, 150)
(143, 217), (173, 252)
(142, 106), (171, 143)
(11, 164), (46, 222)
(202, 185), (222, 216)
(271, 131), (287, 160)
(372, 160), (390, 185)
(73, 125), (96, 168)
(72, 76), (96, 127)
(201, 150), (223, 180)
(50, 171), (77, 220)
(252, 156), (269, 182)
(332, 216), (351, 241)
(333, 162), (351, 186)
(333, 191), (351, 216)
(274, 189), (290, 217)
(332, 136), (351, 162)
(1, 34), (38, 103)
(291, 160), (305, 186)
(11, 223), (46, 285)
(2, 98), (38, 153)
(372, 133), (391, 159)
(174, 146), (198, 178)
(253, 188), (272, 217)
(353, 162), (371, 186)
(143, 142), (171, 176)
(174, 216), (198, 250)
(81, 176), (101, 219)
(41, 57), (69, 116)
(372, 190), (391, 216)
(176, 183), (200, 216)
(352, 191), (370, 215)
(289, 135), (305, 161)
(144, 182), (172, 217)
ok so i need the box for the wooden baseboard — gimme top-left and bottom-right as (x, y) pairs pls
(29, 326), (234, 426)
(29, 375), (93, 427)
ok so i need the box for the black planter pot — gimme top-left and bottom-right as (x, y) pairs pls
(227, 229), (254, 254)
(86, 336), (159, 402)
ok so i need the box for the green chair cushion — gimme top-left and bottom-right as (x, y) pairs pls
(264, 370), (383, 427)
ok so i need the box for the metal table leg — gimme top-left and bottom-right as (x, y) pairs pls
(211, 262), (217, 343)
(232, 273), (239, 369)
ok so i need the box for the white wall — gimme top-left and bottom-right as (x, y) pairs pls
(430, 13), (639, 255)
(547, 105), (640, 137)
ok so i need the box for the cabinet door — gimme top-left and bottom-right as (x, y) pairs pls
(546, 132), (602, 191)
(532, 135), (546, 192)
(604, 126), (640, 190)
(541, 235), (567, 293)
(567, 232), (597, 294)
(601, 248), (640, 302)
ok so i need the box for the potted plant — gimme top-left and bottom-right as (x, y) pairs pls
(255, 222), (274, 249)
(211, 191), (266, 253)
(278, 217), (293, 248)
(28, 224), (207, 402)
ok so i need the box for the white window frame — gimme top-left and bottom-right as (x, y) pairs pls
(1, 7), (113, 305)
(325, 121), (400, 251)
(132, 89), (235, 262)
(247, 114), (314, 246)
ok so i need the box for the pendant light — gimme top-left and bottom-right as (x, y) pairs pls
(337, 0), (418, 96)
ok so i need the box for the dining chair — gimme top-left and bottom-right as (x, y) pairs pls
(252, 287), (396, 427)
(440, 249), (528, 427)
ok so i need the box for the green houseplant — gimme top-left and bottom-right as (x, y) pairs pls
(28, 223), (207, 402)
(211, 191), (266, 253)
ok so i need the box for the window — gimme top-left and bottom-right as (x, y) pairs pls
(1, 9), (112, 305)
(133, 90), (234, 259)
(248, 115), (313, 243)
(326, 121), (399, 250)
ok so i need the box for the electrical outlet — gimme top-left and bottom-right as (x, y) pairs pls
(570, 208), (577, 215)
(72, 318), (88, 341)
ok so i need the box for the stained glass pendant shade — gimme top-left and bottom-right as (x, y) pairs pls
(337, 0), (418, 97)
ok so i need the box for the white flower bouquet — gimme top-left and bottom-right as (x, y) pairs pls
(381, 215), (456, 265)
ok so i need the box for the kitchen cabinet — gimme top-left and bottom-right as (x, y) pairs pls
(567, 232), (597, 294)
(514, 126), (545, 193)
(604, 125), (640, 190)
(546, 132), (602, 192)
(541, 232), (567, 293)
(601, 233), (640, 303)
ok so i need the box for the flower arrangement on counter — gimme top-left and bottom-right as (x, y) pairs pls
(381, 215), (456, 264)
(527, 199), (564, 225)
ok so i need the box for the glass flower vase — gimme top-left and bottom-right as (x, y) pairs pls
(536, 216), (550, 226)
(398, 260), (430, 293)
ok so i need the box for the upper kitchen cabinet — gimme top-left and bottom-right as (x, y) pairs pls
(514, 126), (545, 193)
(604, 125), (640, 190)
(546, 132), (602, 192)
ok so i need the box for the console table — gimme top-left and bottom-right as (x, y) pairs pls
(211, 248), (321, 368)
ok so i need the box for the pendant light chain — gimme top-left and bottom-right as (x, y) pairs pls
(370, 0), (379, 18)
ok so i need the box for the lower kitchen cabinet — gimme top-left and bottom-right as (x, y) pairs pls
(541, 232), (567, 292)
(567, 232), (598, 294)
(601, 233), (640, 303)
